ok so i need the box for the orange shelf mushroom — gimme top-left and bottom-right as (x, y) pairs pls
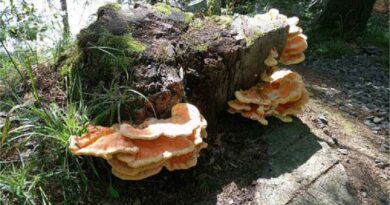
(262, 48), (280, 82)
(228, 70), (308, 125)
(69, 103), (207, 180)
(279, 17), (308, 65)
(119, 103), (202, 139)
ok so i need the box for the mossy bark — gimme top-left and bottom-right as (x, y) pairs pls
(74, 3), (288, 128)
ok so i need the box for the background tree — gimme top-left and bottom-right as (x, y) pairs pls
(60, 0), (70, 39)
(315, 0), (377, 38)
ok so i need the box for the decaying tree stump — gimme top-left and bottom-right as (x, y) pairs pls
(75, 3), (289, 128)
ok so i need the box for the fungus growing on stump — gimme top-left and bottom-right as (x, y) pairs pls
(69, 103), (207, 180)
(228, 70), (308, 125)
(279, 17), (308, 65)
(261, 48), (280, 82)
(67, 3), (312, 182)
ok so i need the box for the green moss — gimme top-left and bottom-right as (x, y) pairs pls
(76, 26), (146, 84)
(100, 3), (121, 11)
(60, 50), (81, 77)
(153, 3), (181, 15)
(189, 19), (204, 30)
(92, 31), (145, 70)
(121, 34), (146, 53)
(184, 12), (194, 24)
(210, 15), (233, 29)
(192, 43), (209, 52)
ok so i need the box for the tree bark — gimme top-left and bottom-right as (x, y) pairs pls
(75, 3), (289, 128)
(60, 0), (70, 39)
(316, 0), (376, 37)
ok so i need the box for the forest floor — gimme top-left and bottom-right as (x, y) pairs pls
(1, 10), (389, 205)
(80, 46), (389, 205)
(1, 43), (389, 205)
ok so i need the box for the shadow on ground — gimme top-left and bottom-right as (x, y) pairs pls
(91, 114), (322, 205)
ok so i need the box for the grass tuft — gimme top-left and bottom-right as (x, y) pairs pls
(87, 83), (156, 125)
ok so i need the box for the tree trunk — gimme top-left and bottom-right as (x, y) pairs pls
(60, 0), (70, 39)
(74, 3), (289, 128)
(316, 0), (376, 37)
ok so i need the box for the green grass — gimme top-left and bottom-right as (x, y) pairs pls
(364, 13), (390, 47)
(0, 51), (95, 204)
(86, 82), (156, 125)
(0, 40), (142, 203)
(0, 99), (95, 204)
(306, 12), (389, 61)
(0, 165), (49, 205)
(307, 35), (352, 59)
(362, 13), (389, 68)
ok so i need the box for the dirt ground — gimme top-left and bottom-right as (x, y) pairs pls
(295, 65), (390, 205)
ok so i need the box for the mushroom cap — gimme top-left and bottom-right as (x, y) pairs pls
(108, 156), (165, 176)
(285, 17), (303, 39)
(69, 103), (208, 181)
(70, 125), (115, 149)
(241, 106), (268, 125)
(165, 150), (198, 171)
(282, 34), (308, 56)
(288, 25), (302, 36)
(238, 70), (304, 106)
(111, 166), (163, 181)
(227, 107), (238, 114)
(187, 126), (205, 146)
(69, 132), (139, 159)
(263, 70), (304, 104)
(228, 70), (308, 125)
(279, 53), (305, 65)
(283, 44), (307, 56)
(199, 117), (208, 139)
(115, 135), (195, 168)
(165, 124), (208, 171)
(266, 8), (280, 19)
(261, 70), (273, 82)
(274, 87), (309, 116)
(228, 100), (252, 111)
(264, 55), (278, 67)
(285, 34), (307, 50)
(119, 103), (202, 139)
(235, 86), (272, 105)
(286, 16), (299, 26)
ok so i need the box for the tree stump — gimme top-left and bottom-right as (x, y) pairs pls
(75, 3), (289, 128)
